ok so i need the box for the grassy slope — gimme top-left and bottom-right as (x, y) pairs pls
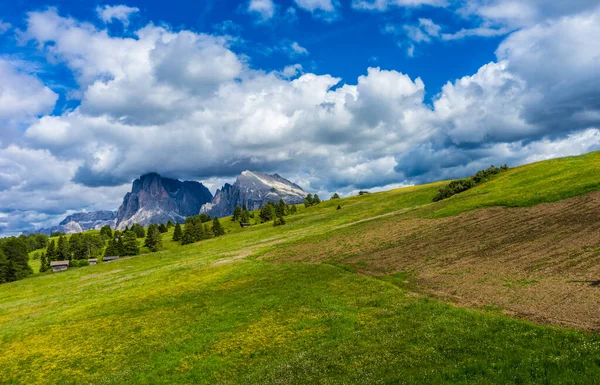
(2, 151), (600, 384)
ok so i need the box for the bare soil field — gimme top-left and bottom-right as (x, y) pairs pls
(264, 191), (600, 330)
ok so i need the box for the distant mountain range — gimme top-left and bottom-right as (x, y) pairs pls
(201, 171), (305, 217)
(32, 171), (305, 235)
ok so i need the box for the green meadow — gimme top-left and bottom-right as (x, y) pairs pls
(2, 151), (600, 384)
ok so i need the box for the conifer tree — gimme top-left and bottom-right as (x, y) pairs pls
(104, 238), (117, 257)
(116, 236), (125, 256)
(203, 223), (213, 239)
(313, 194), (321, 204)
(276, 199), (287, 217)
(40, 252), (48, 273)
(0, 248), (17, 283)
(331, 193), (340, 199)
(100, 225), (113, 239)
(273, 215), (286, 227)
(167, 220), (174, 228)
(172, 223), (182, 242)
(57, 236), (70, 260)
(145, 224), (163, 252)
(122, 231), (139, 256)
(232, 205), (242, 221)
(181, 222), (196, 245)
(46, 240), (57, 261)
(212, 217), (225, 237)
(194, 220), (205, 241)
(1, 238), (32, 279)
(131, 224), (145, 238)
(158, 224), (168, 233)
(240, 207), (250, 223)
(304, 194), (314, 207)
(260, 204), (275, 222)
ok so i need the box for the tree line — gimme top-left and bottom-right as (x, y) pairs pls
(433, 165), (509, 202)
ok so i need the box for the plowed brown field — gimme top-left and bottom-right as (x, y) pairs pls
(264, 191), (600, 330)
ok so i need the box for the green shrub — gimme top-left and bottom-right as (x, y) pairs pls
(434, 165), (509, 202)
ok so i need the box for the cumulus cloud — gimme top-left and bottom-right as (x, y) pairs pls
(294, 0), (340, 21)
(96, 5), (139, 26)
(248, 0), (276, 21)
(3, 5), (600, 234)
(0, 59), (58, 122)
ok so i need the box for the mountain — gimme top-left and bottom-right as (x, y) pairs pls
(115, 173), (213, 229)
(35, 210), (117, 235)
(201, 171), (306, 217)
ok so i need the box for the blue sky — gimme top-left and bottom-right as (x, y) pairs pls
(1, 0), (600, 234)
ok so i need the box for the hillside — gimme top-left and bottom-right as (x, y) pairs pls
(2, 151), (600, 384)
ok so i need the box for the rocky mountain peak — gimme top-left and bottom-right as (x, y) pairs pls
(201, 171), (305, 217)
(115, 173), (213, 229)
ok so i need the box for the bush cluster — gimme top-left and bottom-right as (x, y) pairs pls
(433, 165), (509, 202)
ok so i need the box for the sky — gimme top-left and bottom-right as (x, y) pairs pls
(1, 0), (600, 235)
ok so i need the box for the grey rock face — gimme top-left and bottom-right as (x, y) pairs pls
(115, 173), (213, 229)
(36, 210), (117, 235)
(201, 171), (305, 217)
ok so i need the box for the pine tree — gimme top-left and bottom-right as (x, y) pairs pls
(40, 252), (48, 273)
(116, 236), (125, 256)
(273, 215), (286, 227)
(1, 238), (33, 279)
(181, 222), (196, 245)
(331, 193), (340, 199)
(304, 194), (314, 207)
(203, 223), (213, 239)
(172, 223), (182, 242)
(0, 248), (17, 284)
(57, 236), (70, 261)
(100, 225), (113, 239)
(145, 224), (163, 252)
(289, 205), (297, 214)
(313, 194), (321, 204)
(260, 204), (275, 222)
(131, 224), (145, 238)
(212, 217), (225, 237)
(158, 224), (168, 233)
(276, 199), (287, 217)
(122, 231), (139, 256)
(194, 220), (205, 241)
(232, 205), (242, 221)
(104, 238), (117, 257)
(167, 220), (174, 228)
(46, 240), (57, 261)
(240, 207), (250, 223)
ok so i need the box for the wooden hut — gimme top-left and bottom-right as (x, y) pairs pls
(50, 260), (70, 272)
(89, 259), (98, 265)
(103, 256), (120, 262)
(240, 222), (251, 228)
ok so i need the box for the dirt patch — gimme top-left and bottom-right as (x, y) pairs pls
(264, 191), (600, 331)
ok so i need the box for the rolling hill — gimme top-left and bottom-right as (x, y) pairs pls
(2, 151), (600, 384)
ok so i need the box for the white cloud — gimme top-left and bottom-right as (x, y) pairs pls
(280, 64), (304, 78)
(248, 0), (276, 21)
(294, 0), (339, 21)
(290, 41), (309, 55)
(4, 5), (600, 234)
(0, 20), (11, 34)
(0, 59), (58, 122)
(352, 0), (447, 11)
(96, 5), (139, 26)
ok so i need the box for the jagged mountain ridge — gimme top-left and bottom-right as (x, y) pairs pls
(34, 210), (117, 235)
(115, 173), (213, 229)
(201, 171), (306, 217)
